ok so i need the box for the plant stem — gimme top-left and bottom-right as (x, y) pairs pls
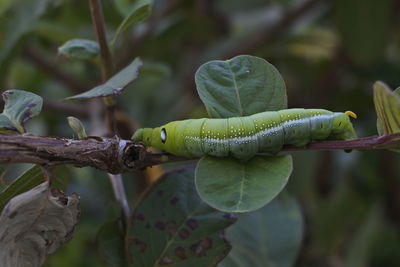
(282, 134), (400, 151)
(107, 173), (130, 228)
(89, 0), (128, 227)
(89, 0), (118, 134)
(0, 133), (400, 170)
(0, 135), (145, 173)
(89, 0), (112, 80)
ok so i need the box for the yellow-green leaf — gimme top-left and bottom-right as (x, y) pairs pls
(373, 81), (400, 135)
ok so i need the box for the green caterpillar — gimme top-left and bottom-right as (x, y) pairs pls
(132, 108), (357, 160)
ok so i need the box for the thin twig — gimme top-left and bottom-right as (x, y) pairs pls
(89, 0), (118, 135)
(107, 173), (130, 226)
(89, 0), (112, 80)
(89, 0), (129, 226)
(283, 134), (400, 151)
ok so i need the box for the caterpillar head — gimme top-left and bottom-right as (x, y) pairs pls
(131, 122), (178, 153)
(330, 111), (357, 140)
(132, 127), (162, 146)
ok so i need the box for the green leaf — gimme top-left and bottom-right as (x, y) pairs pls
(195, 55), (287, 118)
(65, 57), (143, 100)
(111, 0), (153, 46)
(0, 182), (80, 267)
(334, 0), (391, 66)
(0, 89), (43, 134)
(67, 116), (87, 139)
(96, 221), (128, 267)
(0, 165), (45, 212)
(373, 81), (400, 135)
(58, 39), (99, 60)
(195, 155), (293, 213)
(126, 166), (235, 267)
(113, 0), (138, 16)
(219, 194), (304, 267)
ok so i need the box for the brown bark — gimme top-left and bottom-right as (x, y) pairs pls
(0, 133), (400, 174)
(0, 135), (144, 174)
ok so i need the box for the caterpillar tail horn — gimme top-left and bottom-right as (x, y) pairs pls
(345, 110), (357, 119)
(343, 110), (357, 153)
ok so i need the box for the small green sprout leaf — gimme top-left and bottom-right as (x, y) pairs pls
(373, 81), (400, 135)
(67, 116), (87, 139)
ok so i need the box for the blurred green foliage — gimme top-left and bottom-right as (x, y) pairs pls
(0, 0), (400, 266)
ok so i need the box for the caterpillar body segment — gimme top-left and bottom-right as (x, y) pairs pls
(249, 111), (284, 154)
(182, 119), (206, 157)
(132, 108), (357, 160)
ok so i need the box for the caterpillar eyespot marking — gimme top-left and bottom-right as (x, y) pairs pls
(161, 128), (167, 143)
(132, 108), (357, 160)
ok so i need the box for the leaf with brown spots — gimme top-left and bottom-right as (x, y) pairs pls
(219, 194), (303, 267)
(96, 220), (128, 267)
(0, 89), (43, 134)
(127, 166), (236, 267)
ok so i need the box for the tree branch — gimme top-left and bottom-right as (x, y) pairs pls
(283, 134), (400, 152)
(89, 0), (129, 225)
(1, 134), (399, 173)
(0, 135), (146, 174)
